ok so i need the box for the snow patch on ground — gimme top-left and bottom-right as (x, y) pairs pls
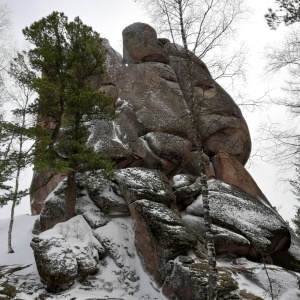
(0, 214), (167, 300)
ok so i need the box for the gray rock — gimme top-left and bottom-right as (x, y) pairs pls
(182, 214), (252, 257)
(31, 216), (103, 292)
(162, 257), (239, 300)
(122, 22), (168, 64)
(129, 199), (200, 283)
(38, 180), (66, 232)
(207, 179), (290, 257)
(31, 236), (78, 292)
(145, 132), (192, 174)
(114, 167), (175, 206)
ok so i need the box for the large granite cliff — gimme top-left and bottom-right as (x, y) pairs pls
(26, 23), (300, 300)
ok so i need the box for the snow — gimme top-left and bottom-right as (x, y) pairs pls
(0, 214), (168, 300)
(0, 214), (38, 265)
(218, 257), (300, 300)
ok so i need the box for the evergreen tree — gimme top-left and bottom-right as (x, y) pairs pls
(0, 69), (34, 252)
(20, 12), (115, 220)
(265, 0), (300, 29)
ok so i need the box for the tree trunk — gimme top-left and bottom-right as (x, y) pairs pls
(200, 152), (218, 300)
(8, 199), (16, 253)
(65, 171), (77, 220)
(8, 166), (21, 253)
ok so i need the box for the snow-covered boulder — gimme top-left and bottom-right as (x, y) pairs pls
(186, 180), (290, 258)
(31, 216), (103, 292)
(162, 257), (240, 300)
(30, 235), (78, 292)
(129, 199), (201, 283)
(114, 167), (176, 206)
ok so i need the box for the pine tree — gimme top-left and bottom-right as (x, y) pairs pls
(19, 12), (115, 220)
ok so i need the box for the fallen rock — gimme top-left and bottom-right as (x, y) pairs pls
(31, 216), (104, 292)
(31, 235), (78, 292)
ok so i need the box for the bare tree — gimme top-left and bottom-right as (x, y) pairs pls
(133, 1), (251, 298)
(136, 0), (249, 91)
(0, 54), (35, 253)
(261, 2), (300, 171)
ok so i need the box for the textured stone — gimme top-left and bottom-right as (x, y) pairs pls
(31, 236), (78, 292)
(212, 151), (269, 203)
(114, 167), (175, 206)
(129, 200), (199, 283)
(165, 42), (251, 165)
(30, 169), (65, 215)
(162, 258), (239, 300)
(122, 22), (168, 64)
(206, 180), (290, 257)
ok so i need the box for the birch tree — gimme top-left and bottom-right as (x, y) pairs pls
(133, 1), (251, 298)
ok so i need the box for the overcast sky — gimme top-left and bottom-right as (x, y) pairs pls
(0, 0), (297, 223)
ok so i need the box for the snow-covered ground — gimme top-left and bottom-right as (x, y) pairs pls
(1, 215), (300, 300)
(0, 214), (168, 300)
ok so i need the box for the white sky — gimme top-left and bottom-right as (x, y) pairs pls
(0, 0), (298, 223)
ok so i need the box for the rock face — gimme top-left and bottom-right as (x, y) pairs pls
(31, 216), (103, 292)
(28, 22), (300, 299)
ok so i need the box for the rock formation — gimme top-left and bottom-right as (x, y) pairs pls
(28, 23), (300, 300)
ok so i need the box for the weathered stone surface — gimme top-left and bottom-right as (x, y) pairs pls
(30, 169), (65, 215)
(206, 180), (290, 257)
(165, 42), (251, 165)
(31, 216), (103, 292)
(76, 189), (110, 228)
(90, 185), (129, 215)
(162, 258), (239, 300)
(212, 151), (269, 203)
(114, 167), (175, 206)
(183, 151), (216, 178)
(145, 132), (192, 174)
(122, 22), (168, 64)
(173, 176), (202, 199)
(31, 236), (78, 292)
(271, 231), (300, 272)
(129, 200), (199, 282)
(37, 181), (66, 232)
(116, 62), (194, 140)
(182, 214), (253, 257)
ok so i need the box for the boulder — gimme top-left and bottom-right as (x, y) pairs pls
(30, 236), (78, 292)
(114, 167), (176, 206)
(31, 216), (103, 292)
(183, 151), (216, 178)
(186, 180), (290, 257)
(271, 231), (300, 272)
(162, 257), (239, 300)
(145, 132), (192, 173)
(129, 200), (200, 283)
(182, 214), (253, 257)
(122, 22), (168, 64)
(30, 169), (65, 215)
(165, 42), (251, 165)
(212, 151), (269, 203)
(37, 181), (67, 232)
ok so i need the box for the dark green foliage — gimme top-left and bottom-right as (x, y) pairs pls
(22, 12), (115, 173)
(19, 12), (115, 219)
(265, 0), (300, 29)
